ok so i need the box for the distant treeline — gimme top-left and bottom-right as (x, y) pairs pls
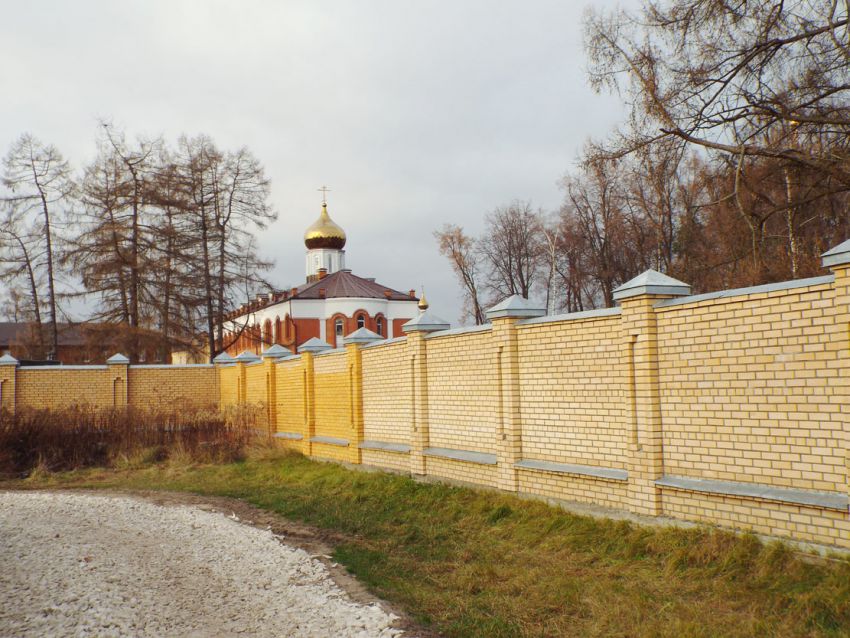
(0, 124), (276, 362)
(438, 0), (850, 321)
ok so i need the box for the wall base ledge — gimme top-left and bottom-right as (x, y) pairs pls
(310, 436), (350, 447)
(516, 459), (628, 482)
(360, 440), (411, 453)
(656, 475), (849, 511)
(274, 432), (303, 440)
(424, 447), (497, 465)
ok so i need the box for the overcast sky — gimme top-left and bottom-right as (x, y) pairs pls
(2, 0), (632, 324)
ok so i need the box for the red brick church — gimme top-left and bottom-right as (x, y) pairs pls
(222, 197), (421, 353)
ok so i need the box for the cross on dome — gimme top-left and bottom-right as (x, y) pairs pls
(317, 185), (331, 204)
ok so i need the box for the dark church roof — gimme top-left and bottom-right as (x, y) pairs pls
(293, 270), (414, 301)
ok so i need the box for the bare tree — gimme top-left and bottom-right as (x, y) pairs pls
(478, 200), (545, 301)
(585, 1), (850, 182)
(176, 135), (275, 360)
(0, 212), (43, 351)
(561, 159), (639, 307)
(1, 134), (74, 358)
(434, 224), (486, 325)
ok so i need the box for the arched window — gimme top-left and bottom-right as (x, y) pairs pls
(335, 318), (344, 337)
(274, 316), (282, 344)
(376, 316), (384, 336)
(356, 314), (366, 329)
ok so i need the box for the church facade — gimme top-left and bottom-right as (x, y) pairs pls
(222, 200), (421, 354)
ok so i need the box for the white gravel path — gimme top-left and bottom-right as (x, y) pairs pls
(0, 491), (404, 637)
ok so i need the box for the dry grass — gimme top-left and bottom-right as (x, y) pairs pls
(10, 451), (850, 638)
(0, 405), (262, 477)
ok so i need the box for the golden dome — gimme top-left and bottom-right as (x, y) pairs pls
(418, 289), (429, 311)
(304, 203), (346, 250)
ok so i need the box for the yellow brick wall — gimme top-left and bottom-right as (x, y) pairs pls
(313, 351), (353, 462)
(656, 281), (847, 492)
(517, 469), (628, 510)
(426, 330), (499, 454)
(660, 486), (850, 547)
(128, 367), (218, 409)
(362, 340), (411, 445)
(425, 456), (499, 487)
(16, 367), (115, 409)
(361, 449), (410, 472)
(517, 315), (628, 469)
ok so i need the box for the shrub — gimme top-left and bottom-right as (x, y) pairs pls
(0, 404), (262, 476)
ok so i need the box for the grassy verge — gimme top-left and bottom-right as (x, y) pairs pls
(6, 451), (850, 637)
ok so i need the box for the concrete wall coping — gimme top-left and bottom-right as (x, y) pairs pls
(310, 435), (350, 447)
(656, 475), (849, 511)
(423, 447), (498, 465)
(654, 274), (835, 309)
(129, 364), (214, 369)
(822, 238), (850, 267)
(360, 336), (407, 350)
(275, 354), (302, 363)
(314, 347), (347, 357)
(274, 431), (304, 440)
(359, 440), (412, 453)
(424, 324), (492, 340)
(517, 307), (621, 326)
(515, 458), (628, 481)
(19, 365), (108, 371)
(245, 360), (264, 367)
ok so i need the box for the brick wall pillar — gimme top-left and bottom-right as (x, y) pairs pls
(106, 354), (129, 408)
(346, 343), (364, 464)
(260, 345), (288, 434)
(821, 239), (850, 502)
(403, 310), (450, 476)
(212, 352), (235, 410)
(302, 352), (316, 456)
(234, 350), (261, 406)
(343, 328), (383, 465)
(614, 271), (691, 516)
(486, 295), (545, 492)
(0, 354), (18, 414)
(298, 337), (333, 458)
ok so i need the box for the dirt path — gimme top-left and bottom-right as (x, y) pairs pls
(0, 491), (412, 637)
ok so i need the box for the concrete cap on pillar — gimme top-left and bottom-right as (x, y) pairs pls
(106, 353), (130, 364)
(235, 350), (261, 362)
(298, 337), (333, 353)
(213, 352), (235, 364)
(260, 344), (289, 358)
(822, 238), (850, 268)
(343, 327), (383, 344)
(0, 353), (19, 366)
(402, 310), (451, 334)
(485, 294), (546, 320)
(612, 269), (691, 301)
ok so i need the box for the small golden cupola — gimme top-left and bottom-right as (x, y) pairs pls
(304, 202), (346, 250)
(418, 289), (429, 311)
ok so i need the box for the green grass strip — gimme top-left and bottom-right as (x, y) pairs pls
(9, 452), (850, 638)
